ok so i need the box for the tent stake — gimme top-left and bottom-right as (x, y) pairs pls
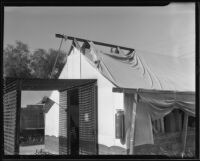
(129, 93), (138, 155)
(181, 112), (188, 157)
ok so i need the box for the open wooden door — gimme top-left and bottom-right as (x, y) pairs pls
(59, 81), (98, 155)
(3, 79), (21, 155)
(78, 82), (98, 155)
(68, 88), (79, 155)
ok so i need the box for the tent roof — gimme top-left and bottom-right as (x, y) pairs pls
(78, 42), (195, 92)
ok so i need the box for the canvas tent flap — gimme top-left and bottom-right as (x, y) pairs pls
(124, 91), (195, 146)
(135, 102), (154, 146)
(80, 42), (118, 85)
(78, 41), (195, 92)
(124, 93), (154, 146)
(138, 92), (195, 119)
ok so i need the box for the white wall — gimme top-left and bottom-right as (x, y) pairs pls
(45, 47), (125, 148)
(59, 47), (81, 79)
(45, 90), (59, 137)
(45, 48), (81, 137)
(80, 51), (125, 148)
(81, 55), (115, 146)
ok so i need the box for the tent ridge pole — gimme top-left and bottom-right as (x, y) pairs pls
(55, 33), (135, 51)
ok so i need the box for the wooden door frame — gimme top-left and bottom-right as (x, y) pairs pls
(62, 82), (98, 155)
(3, 77), (96, 155)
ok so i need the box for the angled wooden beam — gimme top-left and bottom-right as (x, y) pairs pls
(55, 33), (135, 51)
(181, 112), (189, 157)
(112, 88), (137, 94)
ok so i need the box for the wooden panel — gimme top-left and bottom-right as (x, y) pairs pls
(79, 83), (98, 155)
(4, 77), (96, 91)
(59, 90), (69, 154)
(21, 78), (96, 91)
(4, 78), (21, 155)
(3, 90), (17, 155)
(59, 82), (98, 155)
(4, 79), (18, 93)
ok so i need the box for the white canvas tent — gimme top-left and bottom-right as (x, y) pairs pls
(44, 35), (195, 155)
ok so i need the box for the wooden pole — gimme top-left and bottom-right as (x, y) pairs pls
(181, 112), (189, 157)
(160, 118), (165, 133)
(129, 93), (138, 155)
(15, 80), (21, 154)
(50, 37), (64, 78)
(55, 33), (135, 51)
(80, 49), (81, 79)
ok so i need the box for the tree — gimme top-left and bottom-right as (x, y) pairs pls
(4, 41), (32, 78)
(4, 41), (67, 79)
(30, 48), (67, 79)
(46, 49), (67, 79)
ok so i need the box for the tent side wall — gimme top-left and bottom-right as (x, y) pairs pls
(44, 91), (60, 154)
(44, 48), (126, 154)
(80, 53), (126, 149)
(116, 90), (195, 155)
(45, 48), (81, 154)
(65, 48), (126, 148)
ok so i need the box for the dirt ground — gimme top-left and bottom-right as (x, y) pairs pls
(19, 144), (45, 155)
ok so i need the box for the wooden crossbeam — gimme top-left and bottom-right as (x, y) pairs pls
(55, 33), (135, 51)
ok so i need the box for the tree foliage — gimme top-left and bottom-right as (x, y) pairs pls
(4, 41), (32, 78)
(4, 41), (67, 79)
(30, 48), (66, 79)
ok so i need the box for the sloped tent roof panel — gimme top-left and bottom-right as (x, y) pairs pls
(80, 42), (195, 92)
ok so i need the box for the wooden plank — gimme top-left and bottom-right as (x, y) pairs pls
(129, 93), (138, 155)
(79, 83), (98, 154)
(21, 78), (96, 91)
(15, 80), (21, 154)
(3, 88), (17, 155)
(59, 90), (68, 154)
(112, 87), (195, 95)
(181, 112), (189, 157)
(160, 118), (165, 133)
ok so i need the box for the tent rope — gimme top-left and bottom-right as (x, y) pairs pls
(50, 36), (67, 78)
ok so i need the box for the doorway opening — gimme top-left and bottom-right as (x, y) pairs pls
(68, 89), (79, 155)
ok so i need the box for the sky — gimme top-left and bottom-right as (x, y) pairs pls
(4, 3), (195, 107)
(21, 91), (52, 107)
(4, 3), (195, 57)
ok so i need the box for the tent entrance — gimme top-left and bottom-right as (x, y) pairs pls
(60, 82), (98, 155)
(68, 89), (79, 155)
